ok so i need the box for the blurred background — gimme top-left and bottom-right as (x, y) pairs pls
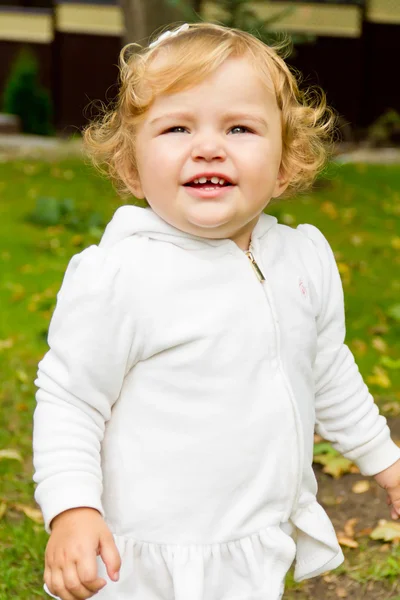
(0, 0), (399, 144)
(1, 2), (400, 599)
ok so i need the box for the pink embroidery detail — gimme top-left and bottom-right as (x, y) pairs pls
(299, 278), (307, 297)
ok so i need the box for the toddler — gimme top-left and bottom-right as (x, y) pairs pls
(33, 22), (400, 600)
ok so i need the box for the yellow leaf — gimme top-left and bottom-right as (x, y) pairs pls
(0, 449), (23, 461)
(323, 456), (354, 479)
(391, 237), (400, 250)
(344, 517), (358, 537)
(341, 208), (357, 224)
(382, 403), (400, 416)
(321, 201), (338, 219)
(352, 480), (370, 494)
(372, 337), (388, 353)
(20, 264), (34, 274)
(337, 262), (351, 286)
(350, 234), (363, 247)
(367, 366), (391, 389)
(71, 234), (83, 246)
(16, 370), (28, 383)
(0, 338), (14, 350)
(0, 502), (7, 520)
(13, 504), (44, 524)
(370, 520), (400, 542)
(350, 339), (367, 356)
(337, 533), (359, 548)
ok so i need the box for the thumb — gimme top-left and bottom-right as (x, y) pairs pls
(99, 531), (121, 582)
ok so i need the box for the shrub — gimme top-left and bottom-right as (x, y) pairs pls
(2, 47), (54, 136)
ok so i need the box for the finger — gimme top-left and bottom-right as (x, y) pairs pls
(99, 533), (121, 581)
(76, 557), (107, 594)
(48, 567), (79, 600)
(63, 563), (99, 599)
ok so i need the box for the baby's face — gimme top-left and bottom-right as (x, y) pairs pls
(132, 57), (288, 250)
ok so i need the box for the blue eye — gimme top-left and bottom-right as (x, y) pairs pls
(164, 126), (187, 134)
(230, 125), (252, 134)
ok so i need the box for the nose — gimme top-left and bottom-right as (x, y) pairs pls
(191, 132), (226, 162)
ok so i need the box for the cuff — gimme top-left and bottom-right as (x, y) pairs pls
(34, 472), (104, 533)
(355, 437), (400, 476)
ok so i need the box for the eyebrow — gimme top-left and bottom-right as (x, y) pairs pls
(149, 111), (268, 128)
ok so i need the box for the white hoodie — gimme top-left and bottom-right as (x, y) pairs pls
(33, 205), (400, 600)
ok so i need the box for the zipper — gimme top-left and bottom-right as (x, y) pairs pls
(243, 242), (304, 519)
(245, 246), (265, 282)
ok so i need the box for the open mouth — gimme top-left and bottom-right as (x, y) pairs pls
(184, 176), (234, 189)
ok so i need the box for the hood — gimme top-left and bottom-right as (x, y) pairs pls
(99, 204), (277, 251)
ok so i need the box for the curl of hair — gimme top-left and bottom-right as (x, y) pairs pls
(83, 22), (337, 199)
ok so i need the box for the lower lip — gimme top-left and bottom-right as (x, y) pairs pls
(183, 185), (235, 199)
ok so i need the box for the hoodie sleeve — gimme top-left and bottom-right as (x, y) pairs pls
(32, 243), (139, 532)
(297, 224), (400, 476)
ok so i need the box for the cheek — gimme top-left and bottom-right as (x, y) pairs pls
(146, 142), (184, 178)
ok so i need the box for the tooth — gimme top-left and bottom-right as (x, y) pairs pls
(193, 178), (199, 184)
(219, 178), (225, 185)
(199, 177), (207, 184)
(210, 176), (220, 184)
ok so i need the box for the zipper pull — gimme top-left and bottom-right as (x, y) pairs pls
(245, 251), (265, 282)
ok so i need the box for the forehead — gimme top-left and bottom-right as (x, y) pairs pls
(146, 57), (278, 117)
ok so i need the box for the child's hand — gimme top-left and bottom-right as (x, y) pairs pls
(44, 507), (121, 600)
(374, 459), (400, 520)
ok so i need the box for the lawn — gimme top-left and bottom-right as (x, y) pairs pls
(0, 157), (400, 599)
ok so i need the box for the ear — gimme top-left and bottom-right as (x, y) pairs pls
(271, 165), (290, 199)
(128, 173), (145, 199)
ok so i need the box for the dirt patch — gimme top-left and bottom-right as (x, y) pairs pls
(288, 417), (400, 599)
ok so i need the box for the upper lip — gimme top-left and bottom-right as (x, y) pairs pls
(183, 172), (235, 185)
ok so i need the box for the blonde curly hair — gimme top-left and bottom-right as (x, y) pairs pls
(83, 22), (337, 199)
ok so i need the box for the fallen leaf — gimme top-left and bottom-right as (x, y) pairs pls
(323, 457), (354, 479)
(337, 262), (351, 286)
(12, 504), (44, 524)
(372, 337), (388, 353)
(370, 520), (400, 542)
(0, 449), (23, 462)
(382, 402), (400, 416)
(352, 480), (370, 494)
(16, 369), (28, 383)
(367, 366), (391, 389)
(321, 201), (338, 219)
(356, 527), (373, 537)
(344, 517), (358, 538)
(0, 502), (7, 520)
(369, 324), (389, 335)
(281, 213), (295, 225)
(20, 264), (34, 274)
(0, 338), (13, 350)
(313, 443), (355, 478)
(336, 587), (348, 598)
(350, 339), (367, 356)
(337, 533), (359, 548)
(341, 207), (357, 224)
(350, 234), (363, 247)
(349, 464), (360, 474)
(391, 237), (400, 250)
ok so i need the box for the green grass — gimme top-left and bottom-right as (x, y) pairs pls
(0, 158), (400, 598)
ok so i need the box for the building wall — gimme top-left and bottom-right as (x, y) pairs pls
(0, 0), (399, 133)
